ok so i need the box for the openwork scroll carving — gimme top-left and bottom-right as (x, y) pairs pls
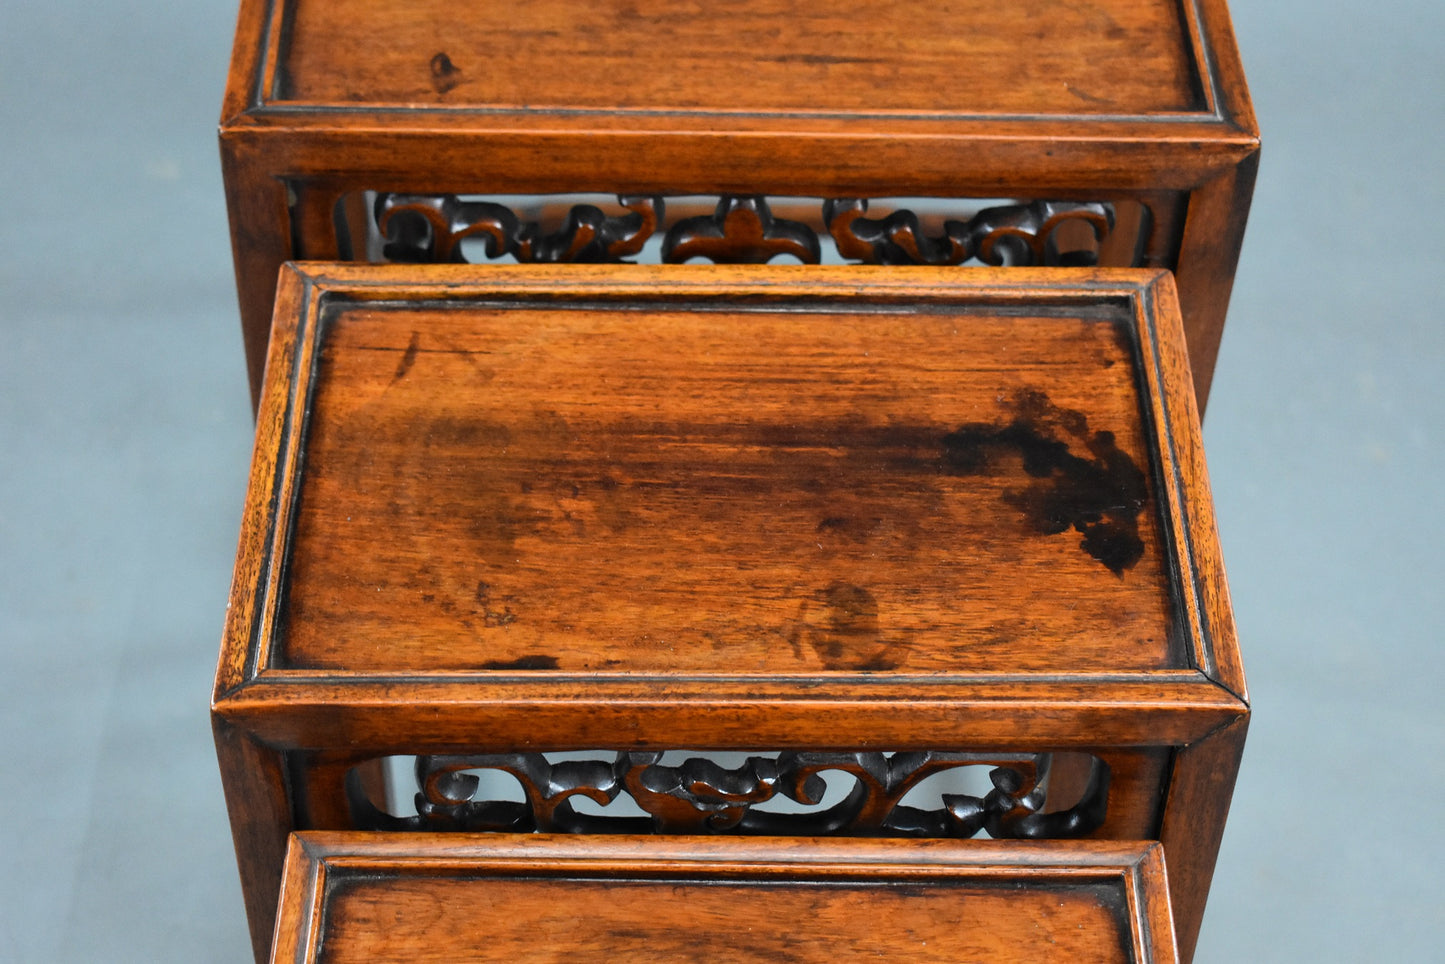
(824, 198), (1115, 267)
(346, 751), (1109, 840)
(366, 193), (1118, 268)
(661, 195), (821, 264)
(375, 193), (662, 263)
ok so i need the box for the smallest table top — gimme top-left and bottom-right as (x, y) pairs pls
(274, 833), (1179, 963)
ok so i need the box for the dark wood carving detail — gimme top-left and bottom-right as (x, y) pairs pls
(346, 751), (1109, 839)
(661, 195), (822, 264)
(824, 199), (1116, 267)
(375, 193), (662, 264)
(370, 194), (1115, 268)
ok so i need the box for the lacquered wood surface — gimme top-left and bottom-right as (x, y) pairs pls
(275, 0), (1203, 115)
(273, 834), (1179, 963)
(280, 293), (1179, 676)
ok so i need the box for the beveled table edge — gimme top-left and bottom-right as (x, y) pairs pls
(222, 0), (1255, 143)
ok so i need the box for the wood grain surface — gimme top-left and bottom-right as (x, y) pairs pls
(275, 0), (1203, 115)
(279, 294), (1181, 676)
(273, 834), (1179, 963)
(216, 263), (1247, 707)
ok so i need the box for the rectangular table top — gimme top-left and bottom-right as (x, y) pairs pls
(214, 265), (1243, 748)
(223, 0), (1255, 153)
(274, 834), (1179, 963)
(277, 0), (1200, 116)
(289, 284), (1172, 676)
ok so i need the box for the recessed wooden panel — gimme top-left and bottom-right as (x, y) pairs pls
(324, 877), (1126, 962)
(273, 835), (1178, 963)
(277, 298), (1183, 675)
(272, 0), (1205, 116)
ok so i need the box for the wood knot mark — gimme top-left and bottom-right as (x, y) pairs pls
(430, 52), (462, 94)
(940, 389), (1149, 575)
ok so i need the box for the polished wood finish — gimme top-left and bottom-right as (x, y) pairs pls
(273, 834), (1179, 963)
(277, 2), (1202, 114)
(284, 297), (1176, 676)
(213, 265), (1245, 962)
(219, 0), (1257, 409)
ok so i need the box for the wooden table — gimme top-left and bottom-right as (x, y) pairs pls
(219, 0), (1257, 409)
(273, 834), (1180, 962)
(213, 264), (1246, 962)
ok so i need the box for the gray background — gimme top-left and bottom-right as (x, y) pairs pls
(1, 1), (1440, 959)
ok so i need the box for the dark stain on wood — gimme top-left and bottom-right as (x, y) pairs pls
(789, 581), (908, 671)
(482, 607), (518, 628)
(815, 515), (880, 543)
(392, 332), (420, 382)
(474, 584), (518, 629)
(763, 53), (882, 66)
(428, 52), (461, 94)
(479, 654), (557, 670)
(940, 390), (1148, 575)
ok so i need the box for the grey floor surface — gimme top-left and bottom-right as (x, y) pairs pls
(1, 1), (1441, 960)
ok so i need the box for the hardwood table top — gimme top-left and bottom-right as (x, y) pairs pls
(274, 0), (1200, 117)
(219, 0), (1256, 202)
(273, 833), (1180, 963)
(287, 280), (1173, 676)
(215, 264), (1243, 750)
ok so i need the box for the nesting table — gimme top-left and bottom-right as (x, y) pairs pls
(212, 264), (1245, 961)
(219, 0), (1257, 409)
(216, 6), (1258, 959)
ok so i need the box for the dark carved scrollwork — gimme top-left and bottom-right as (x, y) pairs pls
(661, 195), (822, 264)
(972, 200), (1115, 266)
(824, 198), (1115, 267)
(346, 750), (1109, 840)
(374, 193), (662, 264)
(369, 193), (1118, 268)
